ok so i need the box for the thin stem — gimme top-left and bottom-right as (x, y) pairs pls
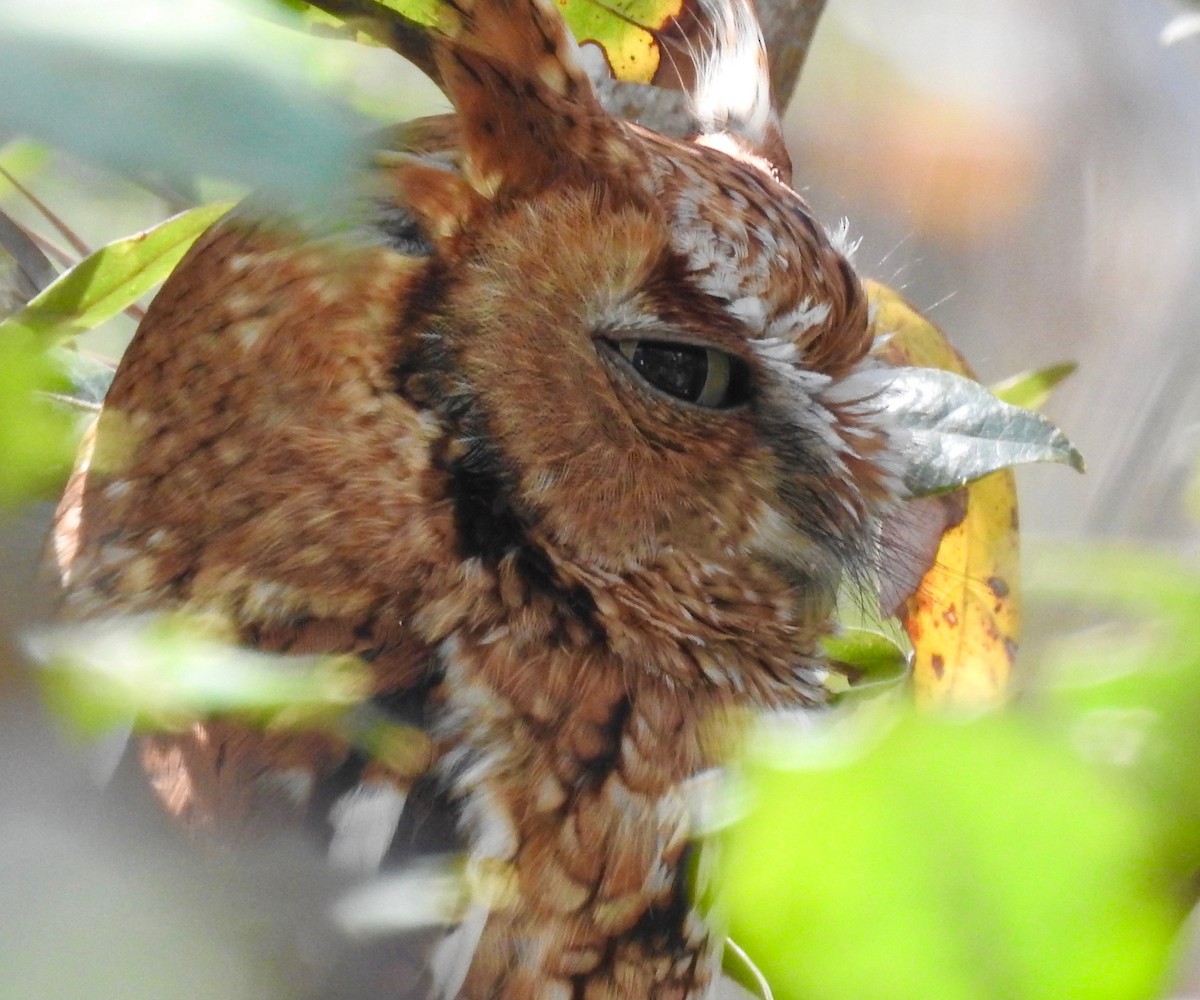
(0, 165), (92, 259)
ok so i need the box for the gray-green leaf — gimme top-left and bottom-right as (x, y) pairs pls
(879, 367), (1085, 497)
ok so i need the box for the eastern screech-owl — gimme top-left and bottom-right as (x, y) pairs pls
(54, 1), (908, 997)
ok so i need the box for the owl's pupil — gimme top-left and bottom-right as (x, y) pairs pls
(631, 342), (707, 400)
(615, 340), (746, 408)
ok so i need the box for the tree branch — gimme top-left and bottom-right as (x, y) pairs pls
(759, 0), (828, 112)
(302, 0), (442, 86)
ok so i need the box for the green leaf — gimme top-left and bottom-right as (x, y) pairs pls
(879, 367), (1085, 497)
(0, 0), (364, 211)
(821, 627), (909, 698)
(0, 327), (79, 506)
(0, 202), (233, 346)
(723, 712), (1179, 1000)
(990, 362), (1077, 411)
(1026, 543), (1200, 867)
(375, 0), (440, 26)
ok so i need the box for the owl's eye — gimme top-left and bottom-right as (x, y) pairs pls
(613, 340), (751, 409)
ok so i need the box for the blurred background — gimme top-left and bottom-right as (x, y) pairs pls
(791, 0), (1200, 545)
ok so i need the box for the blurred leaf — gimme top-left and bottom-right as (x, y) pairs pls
(0, 327), (79, 506)
(723, 712), (1179, 1000)
(300, 0), (686, 84)
(378, 0), (441, 25)
(0, 202), (233, 346)
(0, 0), (365, 212)
(1027, 544), (1200, 866)
(1162, 12), (1200, 45)
(32, 614), (374, 734)
(0, 138), (52, 197)
(1027, 544), (1200, 624)
(991, 362), (1077, 412)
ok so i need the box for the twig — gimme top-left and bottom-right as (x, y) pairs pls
(24, 228), (76, 271)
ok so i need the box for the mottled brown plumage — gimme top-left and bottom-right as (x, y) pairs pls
(54, 1), (906, 997)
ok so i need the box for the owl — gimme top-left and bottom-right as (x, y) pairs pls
(52, 1), (907, 997)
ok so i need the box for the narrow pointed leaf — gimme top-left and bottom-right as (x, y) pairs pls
(991, 361), (1077, 412)
(0, 202), (234, 346)
(0, 208), (57, 314)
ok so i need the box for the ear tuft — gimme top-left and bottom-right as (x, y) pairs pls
(430, 0), (624, 200)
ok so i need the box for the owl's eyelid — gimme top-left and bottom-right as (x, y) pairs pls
(594, 325), (753, 363)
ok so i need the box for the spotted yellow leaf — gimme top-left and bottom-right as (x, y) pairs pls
(560, 0), (684, 85)
(869, 281), (1020, 708)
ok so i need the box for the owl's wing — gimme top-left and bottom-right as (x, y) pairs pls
(50, 142), (471, 857)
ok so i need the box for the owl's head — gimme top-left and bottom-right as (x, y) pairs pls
(383, 1), (900, 628)
(60, 0), (904, 697)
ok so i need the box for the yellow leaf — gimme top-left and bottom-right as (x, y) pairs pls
(868, 280), (1019, 708)
(561, 0), (686, 85)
